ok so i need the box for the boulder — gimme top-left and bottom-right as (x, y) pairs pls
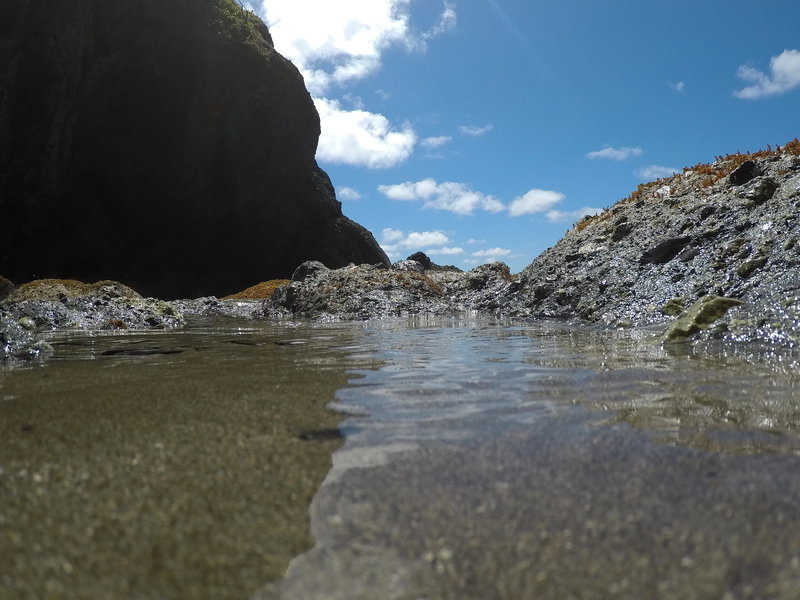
(0, 0), (388, 299)
(0, 276), (14, 300)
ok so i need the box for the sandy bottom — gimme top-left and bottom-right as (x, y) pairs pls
(0, 320), (356, 599)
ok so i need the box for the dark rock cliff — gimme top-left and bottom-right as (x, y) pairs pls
(0, 0), (388, 299)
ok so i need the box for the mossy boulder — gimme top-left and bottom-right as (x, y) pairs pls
(662, 295), (744, 342)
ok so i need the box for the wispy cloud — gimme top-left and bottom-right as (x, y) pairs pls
(471, 248), (511, 259)
(379, 228), (453, 259)
(545, 206), (602, 223)
(421, 135), (453, 149)
(378, 178), (505, 215)
(734, 49), (800, 100)
(669, 81), (685, 93)
(637, 165), (679, 180)
(427, 246), (464, 256)
(337, 186), (362, 200)
(459, 124), (494, 137)
(586, 146), (643, 161)
(508, 189), (564, 217)
(314, 98), (416, 168)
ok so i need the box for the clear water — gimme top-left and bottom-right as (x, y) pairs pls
(4, 317), (800, 599)
(260, 318), (800, 600)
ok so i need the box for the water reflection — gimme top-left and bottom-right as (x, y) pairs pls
(259, 319), (800, 600)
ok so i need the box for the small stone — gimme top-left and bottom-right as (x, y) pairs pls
(729, 160), (760, 185)
(737, 255), (768, 279)
(663, 295), (745, 342)
(291, 261), (329, 282)
(17, 317), (36, 331)
(392, 260), (425, 274)
(640, 237), (692, 265)
(661, 297), (686, 317)
(406, 252), (433, 270)
(739, 177), (778, 205)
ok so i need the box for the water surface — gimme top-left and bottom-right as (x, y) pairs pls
(259, 318), (800, 600)
(3, 317), (800, 599)
(0, 317), (365, 599)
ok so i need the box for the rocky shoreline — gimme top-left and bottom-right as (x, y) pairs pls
(4, 142), (800, 360)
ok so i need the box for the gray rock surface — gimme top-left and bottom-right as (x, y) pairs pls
(1, 0), (388, 299)
(514, 143), (800, 345)
(1, 280), (184, 342)
(0, 311), (52, 360)
(260, 258), (517, 321)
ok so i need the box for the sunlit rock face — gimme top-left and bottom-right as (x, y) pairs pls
(0, 0), (388, 299)
(516, 144), (800, 345)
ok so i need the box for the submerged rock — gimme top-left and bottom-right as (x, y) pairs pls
(1, 0), (388, 299)
(662, 295), (744, 342)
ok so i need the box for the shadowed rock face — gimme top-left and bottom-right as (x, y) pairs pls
(0, 0), (388, 299)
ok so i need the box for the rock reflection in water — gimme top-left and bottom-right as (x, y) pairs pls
(258, 320), (800, 600)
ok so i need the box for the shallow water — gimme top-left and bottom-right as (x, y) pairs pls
(3, 317), (800, 599)
(258, 318), (800, 600)
(0, 318), (364, 599)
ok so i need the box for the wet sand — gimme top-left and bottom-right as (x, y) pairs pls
(0, 320), (358, 599)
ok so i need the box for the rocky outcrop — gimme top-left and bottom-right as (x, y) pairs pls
(515, 141), (800, 345)
(260, 256), (517, 320)
(3, 279), (184, 332)
(0, 0), (388, 300)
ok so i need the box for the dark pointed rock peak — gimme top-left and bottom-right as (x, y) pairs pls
(406, 252), (433, 270)
(1, 0), (388, 299)
(729, 160), (760, 186)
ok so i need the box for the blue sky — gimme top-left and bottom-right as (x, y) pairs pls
(250, 0), (800, 273)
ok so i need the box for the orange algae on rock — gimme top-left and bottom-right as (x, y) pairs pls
(224, 279), (291, 300)
(10, 279), (142, 302)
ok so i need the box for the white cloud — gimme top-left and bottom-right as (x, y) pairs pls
(259, 0), (456, 95)
(734, 49), (800, 100)
(426, 246), (464, 256)
(637, 165), (679, 180)
(314, 97), (416, 168)
(472, 248), (511, 258)
(586, 146), (643, 161)
(378, 179), (505, 215)
(467, 238), (485, 245)
(259, 1), (455, 167)
(337, 186), (362, 200)
(459, 124), (494, 137)
(545, 206), (603, 223)
(381, 228), (406, 243)
(379, 228), (451, 259)
(421, 135), (453, 149)
(508, 189), (564, 217)
(669, 81), (685, 92)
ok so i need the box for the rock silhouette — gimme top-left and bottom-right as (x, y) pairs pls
(0, 0), (388, 298)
